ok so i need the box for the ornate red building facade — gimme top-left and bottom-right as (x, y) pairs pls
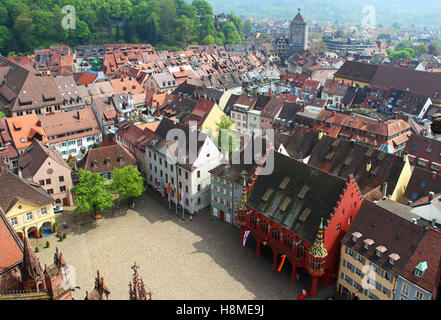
(237, 151), (363, 296)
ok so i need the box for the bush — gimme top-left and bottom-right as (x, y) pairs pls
(52, 221), (58, 233)
(46, 241), (50, 248)
(62, 233), (67, 239)
(35, 246), (39, 252)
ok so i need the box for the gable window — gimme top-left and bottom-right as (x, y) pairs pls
(40, 207), (47, 216)
(26, 212), (33, 221)
(46, 178), (51, 185)
(60, 186), (66, 192)
(10, 217), (18, 226)
(59, 176), (64, 182)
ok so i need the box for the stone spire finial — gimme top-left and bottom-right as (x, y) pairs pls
(22, 233), (44, 282)
(129, 262), (152, 300)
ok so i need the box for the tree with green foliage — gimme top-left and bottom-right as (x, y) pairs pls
(387, 47), (414, 60)
(228, 14), (243, 36)
(202, 35), (215, 45)
(429, 42), (441, 56)
(215, 115), (238, 158)
(310, 41), (328, 55)
(414, 44), (429, 57)
(109, 165), (145, 206)
(71, 169), (114, 217)
(243, 19), (253, 35)
(0, 0), (246, 55)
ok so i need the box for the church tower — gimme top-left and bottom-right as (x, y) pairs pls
(289, 8), (309, 50)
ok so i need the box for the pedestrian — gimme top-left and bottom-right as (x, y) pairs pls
(190, 213), (193, 221)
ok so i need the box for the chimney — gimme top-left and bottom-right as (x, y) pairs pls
(318, 129), (324, 140)
(429, 191), (435, 201)
(366, 160), (372, 172)
(403, 152), (408, 163)
(18, 168), (22, 179)
(432, 171), (437, 181)
(269, 88), (273, 96)
(432, 218), (437, 229)
(411, 218), (417, 224)
(302, 103), (305, 112)
(382, 182), (388, 198)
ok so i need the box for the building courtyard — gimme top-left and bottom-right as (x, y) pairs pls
(33, 194), (337, 300)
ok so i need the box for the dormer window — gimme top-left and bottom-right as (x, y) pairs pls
(352, 231), (362, 242)
(363, 238), (374, 250)
(388, 253), (400, 265)
(414, 261), (428, 279)
(376, 245), (387, 257)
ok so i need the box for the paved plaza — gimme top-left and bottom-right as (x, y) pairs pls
(34, 194), (337, 300)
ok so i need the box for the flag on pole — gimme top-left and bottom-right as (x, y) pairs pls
(181, 191), (184, 206)
(277, 255), (287, 272)
(242, 230), (250, 247)
(166, 183), (169, 195)
(175, 188), (178, 199)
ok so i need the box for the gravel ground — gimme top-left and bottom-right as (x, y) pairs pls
(34, 194), (336, 300)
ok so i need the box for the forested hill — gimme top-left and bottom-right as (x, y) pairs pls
(208, 0), (441, 28)
(0, 0), (244, 56)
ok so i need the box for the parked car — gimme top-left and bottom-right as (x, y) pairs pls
(53, 206), (64, 213)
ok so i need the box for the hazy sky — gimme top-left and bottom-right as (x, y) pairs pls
(207, 0), (441, 27)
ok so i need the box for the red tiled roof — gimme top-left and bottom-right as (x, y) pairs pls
(0, 209), (23, 272)
(401, 228), (441, 294)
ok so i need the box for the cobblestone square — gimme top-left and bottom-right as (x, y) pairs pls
(34, 194), (336, 300)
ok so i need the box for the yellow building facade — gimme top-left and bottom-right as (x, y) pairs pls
(6, 200), (55, 239)
(337, 243), (397, 300)
(201, 103), (234, 134)
(333, 77), (370, 88)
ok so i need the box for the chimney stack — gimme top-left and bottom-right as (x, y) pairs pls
(432, 171), (437, 181)
(403, 152), (408, 163)
(382, 182), (388, 198)
(429, 191), (435, 201)
(318, 129), (324, 140)
(366, 160), (372, 172)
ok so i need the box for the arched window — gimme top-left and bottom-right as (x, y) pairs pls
(250, 213), (257, 228)
(310, 256), (325, 271)
(297, 243), (306, 259)
(259, 219), (269, 234)
(284, 235), (293, 250)
(238, 211), (246, 223)
(271, 227), (280, 241)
